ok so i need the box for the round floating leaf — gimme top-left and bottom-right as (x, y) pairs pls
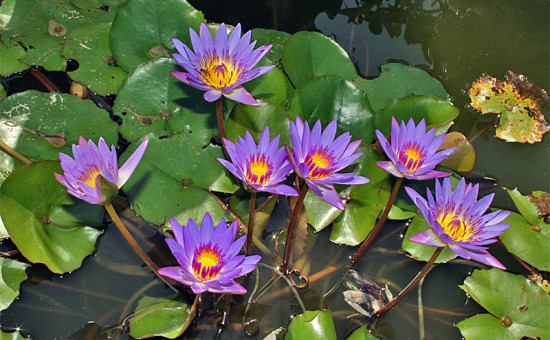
(507, 188), (541, 225)
(500, 212), (549, 272)
(346, 325), (380, 340)
(251, 28), (291, 62)
(129, 295), (191, 339)
(438, 131), (476, 172)
(225, 99), (292, 145)
(70, 0), (127, 13)
(114, 58), (217, 143)
(62, 23), (128, 95)
(282, 31), (357, 89)
(0, 90), (118, 161)
(402, 216), (458, 263)
(110, 0), (204, 72)
(286, 310), (337, 340)
(119, 133), (232, 226)
(0, 41), (27, 77)
(0, 330), (29, 340)
(288, 75), (375, 143)
(356, 63), (449, 112)
(457, 268), (550, 340)
(0, 258), (29, 311)
(375, 95), (459, 136)
(0, 161), (103, 274)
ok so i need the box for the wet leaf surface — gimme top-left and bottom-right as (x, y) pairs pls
(438, 131), (476, 172)
(0, 258), (29, 311)
(129, 295), (191, 339)
(286, 310), (337, 340)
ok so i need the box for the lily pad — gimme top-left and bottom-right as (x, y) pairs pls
(286, 310), (337, 340)
(251, 28), (291, 62)
(109, 0), (204, 72)
(0, 331), (29, 340)
(288, 75), (375, 143)
(282, 31), (357, 89)
(457, 268), (550, 339)
(119, 133), (232, 226)
(0, 258), (29, 311)
(62, 23), (128, 95)
(356, 63), (449, 112)
(0, 161), (103, 274)
(0, 41), (27, 77)
(375, 95), (460, 136)
(401, 215), (458, 263)
(438, 131), (476, 172)
(128, 295), (191, 339)
(346, 325), (380, 340)
(468, 71), (550, 143)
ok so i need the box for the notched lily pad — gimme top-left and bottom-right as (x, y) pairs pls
(469, 71), (550, 143)
(128, 295), (191, 339)
(0, 258), (29, 311)
(286, 309), (337, 340)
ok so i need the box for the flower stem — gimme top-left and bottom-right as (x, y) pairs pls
(181, 293), (200, 333)
(105, 202), (159, 272)
(348, 177), (403, 267)
(0, 139), (32, 164)
(373, 247), (443, 318)
(216, 98), (227, 148)
(281, 184), (309, 274)
(246, 191), (256, 256)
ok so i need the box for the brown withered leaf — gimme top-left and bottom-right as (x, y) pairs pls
(529, 191), (550, 224)
(468, 71), (550, 143)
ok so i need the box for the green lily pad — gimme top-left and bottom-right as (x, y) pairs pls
(128, 295), (191, 339)
(282, 31), (357, 89)
(113, 58), (217, 143)
(0, 161), (103, 274)
(0, 90), (118, 162)
(356, 63), (449, 112)
(109, 0), (204, 72)
(375, 95), (460, 136)
(70, 0), (126, 13)
(0, 331), (29, 340)
(507, 188), (541, 225)
(0, 258), (29, 311)
(387, 204), (417, 220)
(401, 215), (458, 263)
(0, 84), (6, 100)
(251, 28), (291, 62)
(438, 131), (476, 172)
(119, 133), (232, 226)
(457, 268), (550, 339)
(0, 41), (27, 77)
(62, 23), (128, 95)
(288, 75), (375, 143)
(346, 325), (380, 340)
(286, 310), (337, 340)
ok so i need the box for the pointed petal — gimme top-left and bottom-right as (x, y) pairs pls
(118, 139), (148, 188)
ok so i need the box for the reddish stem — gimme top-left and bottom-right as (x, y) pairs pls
(281, 184), (309, 274)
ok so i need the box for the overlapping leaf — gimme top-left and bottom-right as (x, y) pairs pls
(129, 295), (191, 339)
(0, 258), (29, 311)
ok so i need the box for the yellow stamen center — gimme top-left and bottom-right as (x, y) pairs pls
(399, 143), (425, 172)
(199, 53), (243, 89)
(192, 244), (222, 281)
(305, 148), (334, 180)
(80, 166), (102, 187)
(247, 156), (271, 185)
(438, 211), (478, 243)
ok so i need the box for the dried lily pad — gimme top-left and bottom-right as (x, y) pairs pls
(469, 71), (550, 143)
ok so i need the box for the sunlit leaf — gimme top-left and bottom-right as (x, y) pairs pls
(0, 258), (29, 311)
(401, 215), (458, 263)
(356, 63), (449, 112)
(375, 95), (459, 136)
(457, 268), (550, 339)
(282, 32), (357, 89)
(468, 71), (550, 143)
(0, 161), (103, 274)
(345, 325), (381, 340)
(110, 0), (204, 72)
(0, 330), (30, 340)
(119, 133), (232, 225)
(286, 310), (337, 340)
(0, 41), (27, 77)
(128, 295), (191, 339)
(251, 28), (291, 62)
(438, 131), (476, 172)
(288, 75), (375, 143)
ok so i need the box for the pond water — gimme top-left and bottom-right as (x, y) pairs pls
(1, 0), (548, 339)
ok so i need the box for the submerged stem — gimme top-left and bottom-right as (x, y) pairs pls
(216, 98), (227, 150)
(374, 247), (443, 318)
(246, 192), (256, 256)
(0, 139), (32, 165)
(281, 184), (309, 274)
(348, 177), (403, 267)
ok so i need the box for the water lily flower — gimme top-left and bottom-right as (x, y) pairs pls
(376, 117), (456, 180)
(405, 177), (511, 269)
(217, 127), (298, 196)
(171, 23), (274, 106)
(55, 137), (148, 205)
(159, 213), (261, 294)
(288, 117), (370, 210)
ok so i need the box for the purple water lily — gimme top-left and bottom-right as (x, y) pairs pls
(55, 137), (148, 205)
(406, 177), (511, 269)
(171, 23), (274, 106)
(217, 127), (298, 196)
(376, 117), (455, 180)
(159, 213), (261, 294)
(288, 117), (369, 210)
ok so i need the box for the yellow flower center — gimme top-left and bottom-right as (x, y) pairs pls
(199, 53), (243, 89)
(80, 166), (102, 187)
(305, 148), (334, 180)
(438, 211), (478, 243)
(246, 156), (271, 185)
(192, 244), (223, 281)
(399, 143), (426, 172)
